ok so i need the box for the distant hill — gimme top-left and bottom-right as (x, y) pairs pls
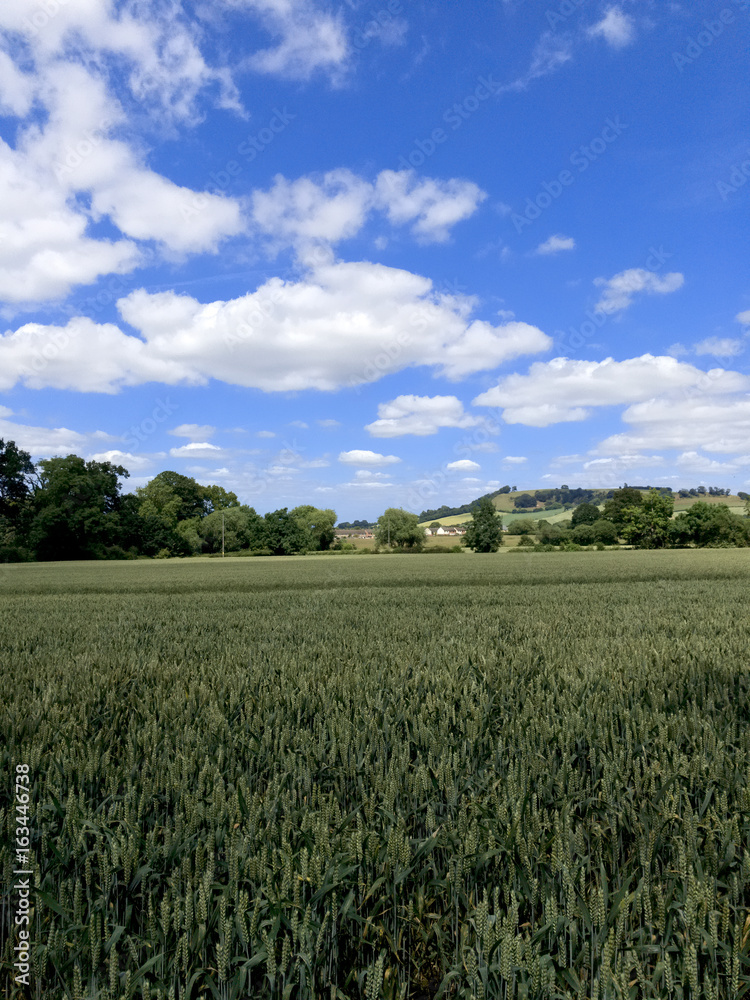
(418, 486), (745, 526)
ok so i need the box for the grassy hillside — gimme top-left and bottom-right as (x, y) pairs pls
(420, 489), (747, 527)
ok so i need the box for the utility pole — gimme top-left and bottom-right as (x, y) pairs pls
(222, 512), (225, 558)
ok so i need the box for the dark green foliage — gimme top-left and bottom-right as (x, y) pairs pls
(571, 502), (601, 527)
(670, 502), (749, 548)
(28, 455), (130, 561)
(507, 520), (534, 535)
(292, 505), (337, 551)
(602, 487), (646, 528)
(571, 522), (596, 545)
(375, 508), (425, 550)
(263, 507), (309, 554)
(513, 493), (537, 509)
(619, 490), (674, 549)
(198, 505), (266, 553)
(0, 438), (34, 520)
(592, 519), (619, 545)
(464, 498), (504, 552)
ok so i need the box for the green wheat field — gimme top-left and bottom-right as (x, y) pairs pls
(1, 550), (749, 999)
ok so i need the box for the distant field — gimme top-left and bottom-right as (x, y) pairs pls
(419, 508), (570, 529)
(420, 492), (747, 529)
(2, 552), (749, 998)
(673, 494), (745, 511)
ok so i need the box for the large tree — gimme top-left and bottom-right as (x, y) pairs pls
(375, 508), (425, 550)
(264, 508), (308, 555)
(30, 455), (129, 560)
(602, 487), (645, 529)
(137, 471), (208, 521)
(571, 502), (600, 527)
(199, 505), (265, 553)
(292, 505), (337, 551)
(0, 439), (34, 520)
(202, 484), (240, 514)
(464, 497), (504, 552)
(619, 491), (673, 549)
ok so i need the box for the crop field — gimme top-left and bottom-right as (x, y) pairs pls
(1, 552), (749, 999)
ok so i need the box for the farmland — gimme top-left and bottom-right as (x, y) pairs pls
(1, 552), (750, 999)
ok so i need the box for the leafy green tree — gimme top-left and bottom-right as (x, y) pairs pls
(571, 502), (600, 527)
(602, 487), (644, 529)
(375, 508), (425, 550)
(593, 519), (619, 545)
(137, 471), (208, 522)
(571, 523), (596, 545)
(202, 484), (240, 514)
(507, 520), (534, 535)
(136, 478), (182, 528)
(176, 517), (203, 555)
(264, 508), (308, 555)
(670, 502), (748, 548)
(292, 505), (337, 550)
(0, 439), (34, 521)
(29, 455), (130, 560)
(513, 493), (537, 509)
(464, 497), (504, 552)
(620, 491), (673, 548)
(0, 440), (35, 559)
(200, 506), (265, 553)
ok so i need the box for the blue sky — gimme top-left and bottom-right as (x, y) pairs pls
(0, 0), (748, 521)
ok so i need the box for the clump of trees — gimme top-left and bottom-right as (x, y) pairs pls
(374, 508), (425, 550)
(0, 440), (337, 562)
(513, 488), (750, 552)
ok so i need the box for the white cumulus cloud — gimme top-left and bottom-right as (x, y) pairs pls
(338, 450), (401, 466)
(587, 8), (636, 48)
(250, 168), (486, 250)
(169, 443), (223, 458)
(242, 0), (350, 82)
(694, 337), (745, 358)
(535, 234), (575, 255)
(169, 424), (216, 439)
(0, 258), (551, 393)
(365, 395), (482, 437)
(474, 355), (749, 427)
(446, 459), (480, 471)
(593, 269), (684, 315)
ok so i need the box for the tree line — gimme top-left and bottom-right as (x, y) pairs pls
(504, 489), (750, 550)
(454, 489), (750, 553)
(3, 439), (748, 561)
(0, 441), (336, 561)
